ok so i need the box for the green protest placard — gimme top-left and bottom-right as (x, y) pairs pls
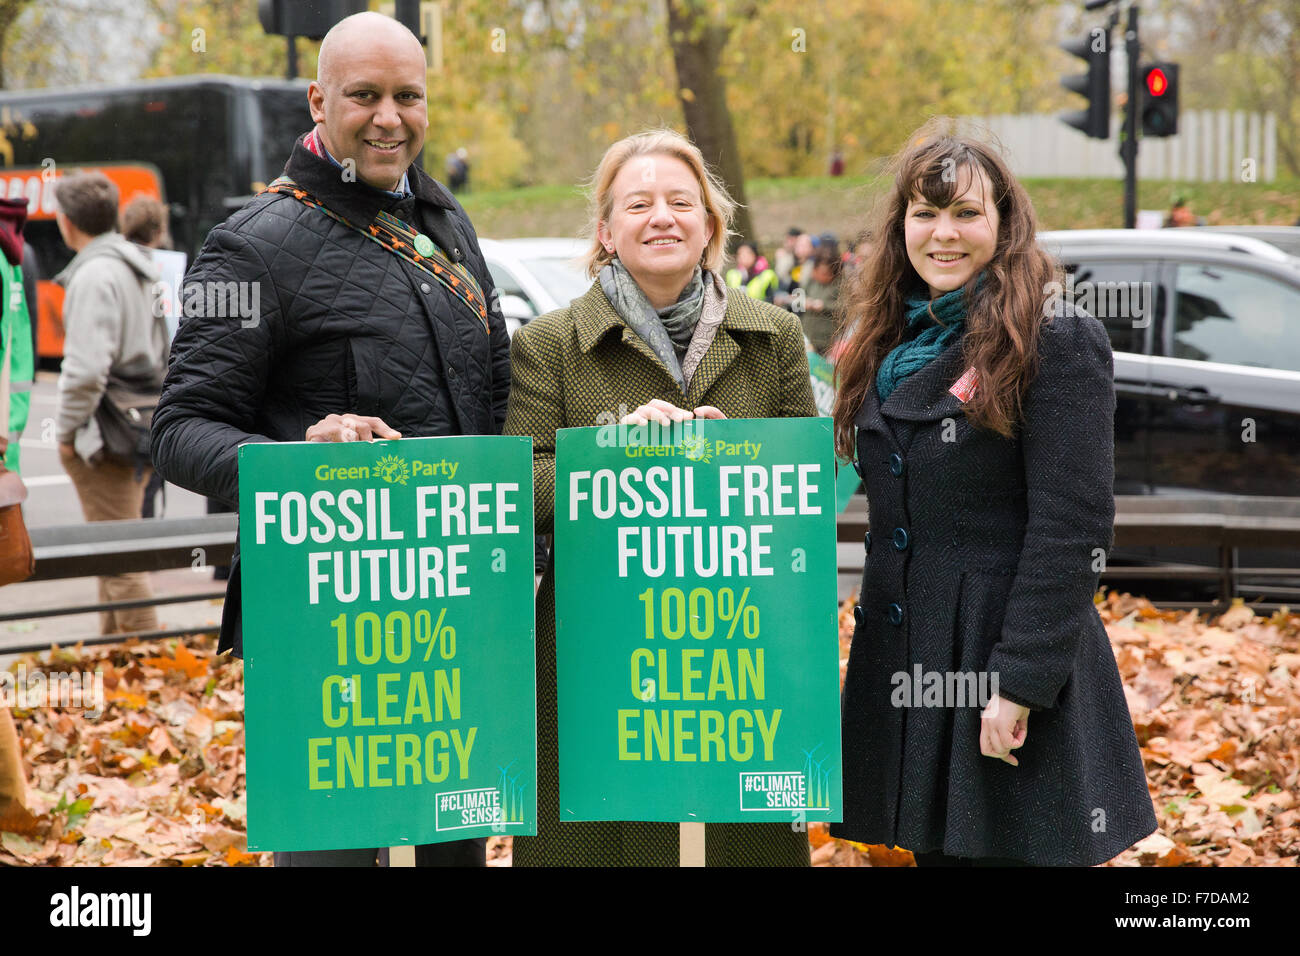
(238, 436), (536, 851)
(554, 418), (841, 823)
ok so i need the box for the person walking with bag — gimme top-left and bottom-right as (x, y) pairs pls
(53, 172), (168, 636)
(830, 126), (1156, 866)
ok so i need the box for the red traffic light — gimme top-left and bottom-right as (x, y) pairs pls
(1146, 68), (1168, 97)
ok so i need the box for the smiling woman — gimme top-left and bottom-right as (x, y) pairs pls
(503, 129), (817, 866)
(904, 166), (1000, 298)
(596, 153), (715, 310)
(830, 122), (1157, 866)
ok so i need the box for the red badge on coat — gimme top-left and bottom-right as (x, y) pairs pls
(949, 366), (979, 402)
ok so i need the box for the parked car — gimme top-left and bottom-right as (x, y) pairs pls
(478, 237), (590, 334)
(1039, 228), (1300, 600)
(1195, 225), (1300, 259)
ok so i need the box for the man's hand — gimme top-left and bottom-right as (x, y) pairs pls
(619, 399), (727, 426)
(305, 414), (401, 443)
(980, 695), (1030, 766)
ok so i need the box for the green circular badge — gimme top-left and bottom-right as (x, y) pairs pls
(414, 234), (435, 257)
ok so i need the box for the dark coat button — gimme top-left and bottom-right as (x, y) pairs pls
(889, 453), (904, 476)
(893, 527), (909, 550)
(853, 459), (863, 478)
(864, 531), (872, 553)
(888, 603), (904, 626)
(853, 605), (864, 626)
(420, 282), (432, 293)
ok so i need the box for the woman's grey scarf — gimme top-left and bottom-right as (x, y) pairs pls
(599, 260), (710, 390)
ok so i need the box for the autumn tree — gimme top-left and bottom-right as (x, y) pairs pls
(3, 0), (149, 89)
(0, 0), (35, 87)
(725, 0), (1063, 180)
(665, 0), (755, 248)
(145, 0), (318, 84)
(1158, 0), (1300, 176)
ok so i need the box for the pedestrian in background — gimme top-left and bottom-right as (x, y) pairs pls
(53, 172), (167, 636)
(21, 241), (39, 362)
(120, 195), (172, 521)
(1, 197), (34, 475)
(774, 231), (817, 309)
(504, 128), (816, 866)
(724, 240), (778, 302)
(831, 125), (1156, 866)
(847, 230), (873, 271)
(773, 226), (801, 285)
(797, 249), (843, 355)
(789, 231), (816, 286)
(120, 195), (172, 250)
(0, 194), (35, 818)
(446, 147), (470, 193)
(1163, 196), (1204, 227)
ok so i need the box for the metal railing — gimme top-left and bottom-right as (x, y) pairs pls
(1, 514), (238, 653)
(4, 497), (1299, 654)
(837, 495), (1300, 608)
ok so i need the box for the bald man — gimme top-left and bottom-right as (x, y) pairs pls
(152, 12), (506, 867)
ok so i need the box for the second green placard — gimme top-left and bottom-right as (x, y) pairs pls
(555, 417), (842, 824)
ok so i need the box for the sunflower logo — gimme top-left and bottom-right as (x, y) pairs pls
(678, 434), (712, 463)
(373, 454), (410, 485)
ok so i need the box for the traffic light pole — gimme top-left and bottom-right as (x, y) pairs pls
(1121, 3), (1139, 228)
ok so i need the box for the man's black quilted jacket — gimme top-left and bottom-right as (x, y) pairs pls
(151, 136), (509, 654)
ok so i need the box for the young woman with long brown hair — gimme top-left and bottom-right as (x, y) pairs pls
(830, 124), (1156, 866)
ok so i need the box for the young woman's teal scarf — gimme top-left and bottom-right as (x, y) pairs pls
(875, 275), (982, 402)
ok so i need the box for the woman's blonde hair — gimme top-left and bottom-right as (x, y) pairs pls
(583, 128), (736, 277)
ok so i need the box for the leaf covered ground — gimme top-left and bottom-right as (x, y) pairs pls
(1, 591), (1296, 867)
(817, 591), (1300, 867)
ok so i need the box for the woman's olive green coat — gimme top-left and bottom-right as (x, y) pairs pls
(504, 280), (817, 866)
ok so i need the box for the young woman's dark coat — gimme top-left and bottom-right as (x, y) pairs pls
(831, 303), (1157, 865)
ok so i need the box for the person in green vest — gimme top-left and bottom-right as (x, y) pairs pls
(724, 241), (779, 303)
(0, 196), (33, 818)
(0, 198), (33, 474)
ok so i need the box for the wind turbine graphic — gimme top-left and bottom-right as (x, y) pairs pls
(811, 755), (828, 807)
(506, 772), (521, 821)
(800, 744), (821, 775)
(800, 743), (823, 794)
(496, 761), (515, 810)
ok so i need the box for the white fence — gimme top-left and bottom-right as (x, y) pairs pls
(958, 111), (1278, 182)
